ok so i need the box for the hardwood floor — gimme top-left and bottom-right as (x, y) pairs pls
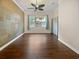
(0, 34), (79, 59)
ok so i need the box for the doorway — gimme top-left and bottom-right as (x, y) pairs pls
(51, 16), (59, 38)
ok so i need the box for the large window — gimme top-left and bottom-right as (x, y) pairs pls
(28, 15), (48, 30)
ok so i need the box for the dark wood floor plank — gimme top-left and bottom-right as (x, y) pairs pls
(0, 33), (79, 59)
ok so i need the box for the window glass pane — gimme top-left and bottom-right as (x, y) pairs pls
(29, 16), (36, 29)
(28, 15), (49, 30)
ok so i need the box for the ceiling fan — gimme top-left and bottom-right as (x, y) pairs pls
(27, 0), (45, 11)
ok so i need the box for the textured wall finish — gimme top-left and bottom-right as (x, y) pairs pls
(0, 0), (24, 47)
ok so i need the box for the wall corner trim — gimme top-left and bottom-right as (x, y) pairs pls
(12, 0), (24, 12)
(0, 33), (24, 51)
(58, 38), (79, 54)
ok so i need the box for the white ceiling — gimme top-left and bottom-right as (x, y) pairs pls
(12, 0), (58, 15)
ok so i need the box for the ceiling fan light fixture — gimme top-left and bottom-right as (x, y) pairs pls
(36, 5), (39, 8)
(28, 0), (45, 12)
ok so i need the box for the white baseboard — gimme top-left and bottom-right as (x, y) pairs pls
(58, 38), (79, 54)
(0, 33), (24, 51)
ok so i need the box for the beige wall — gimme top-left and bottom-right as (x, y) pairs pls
(1, 0), (24, 16)
(59, 0), (79, 54)
(53, 8), (58, 18)
(0, 0), (24, 46)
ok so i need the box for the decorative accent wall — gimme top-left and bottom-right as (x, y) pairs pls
(0, 0), (24, 47)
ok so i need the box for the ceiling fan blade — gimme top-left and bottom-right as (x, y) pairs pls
(31, 3), (36, 7)
(39, 4), (45, 8)
(39, 8), (44, 11)
(31, 3), (38, 10)
(27, 8), (34, 9)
